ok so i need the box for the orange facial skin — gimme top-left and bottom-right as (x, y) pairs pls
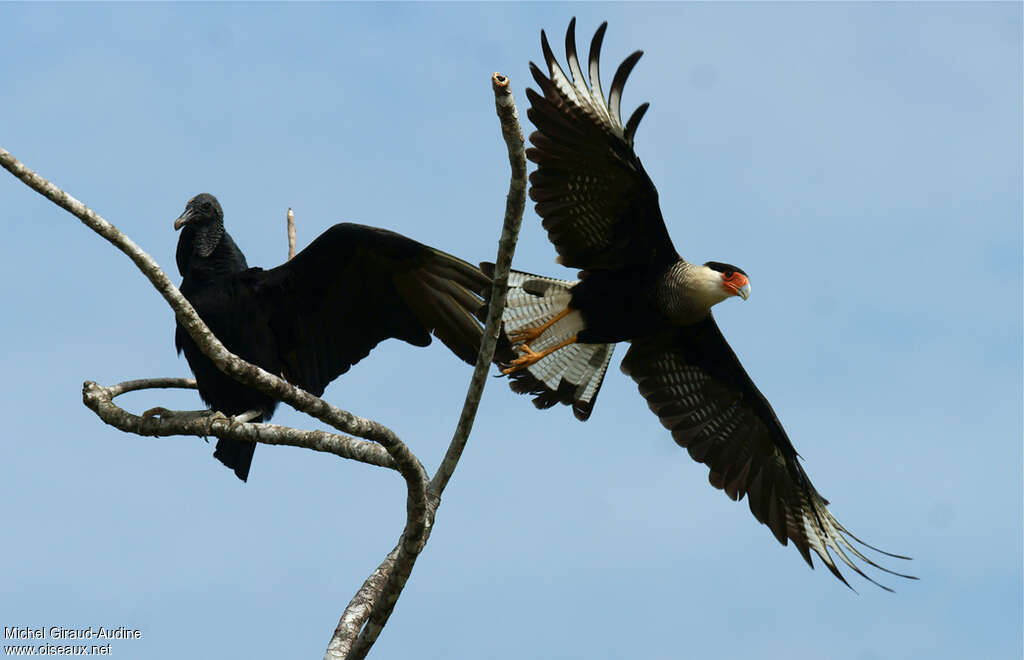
(722, 272), (750, 297)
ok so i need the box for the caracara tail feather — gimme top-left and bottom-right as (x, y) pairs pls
(482, 264), (614, 421)
(503, 340), (615, 422)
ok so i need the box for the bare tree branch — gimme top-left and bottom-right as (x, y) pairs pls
(82, 379), (395, 469)
(340, 71), (527, 660)
(430, 71), (527, 498)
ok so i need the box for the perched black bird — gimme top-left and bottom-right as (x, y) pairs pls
(492, 20), (914, 590)
(174, 193), (489, 481)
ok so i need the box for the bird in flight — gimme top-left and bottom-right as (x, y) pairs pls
(173, 193), (489, 481)
(491, 19), (914, 590)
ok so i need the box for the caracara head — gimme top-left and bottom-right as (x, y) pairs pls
(698, 261), (751, 305)
(174, 193), (223, 231)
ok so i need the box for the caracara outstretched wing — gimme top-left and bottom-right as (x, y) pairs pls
(621, 317), (915, 590)
(262, 223), (489, 397)
(527, 18), (677, 271)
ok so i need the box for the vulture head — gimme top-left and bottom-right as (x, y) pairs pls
(174, 192), (223, 230)
(174, 193), (226, 263)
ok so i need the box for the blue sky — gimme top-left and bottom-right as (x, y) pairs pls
(1, 3), (1020, 659)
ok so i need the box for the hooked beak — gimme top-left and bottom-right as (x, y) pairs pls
(173, 208), (194, 231)
(724, 273), (751, 301)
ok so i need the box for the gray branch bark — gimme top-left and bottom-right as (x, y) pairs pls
(82, 378), (395, 469)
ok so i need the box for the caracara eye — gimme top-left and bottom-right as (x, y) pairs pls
(724, 271), (734, 278)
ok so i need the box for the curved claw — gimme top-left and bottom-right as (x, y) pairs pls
(203, 411), (232, 436)
(501, 334), (580, 375)
(502, 345), (545, 374)
(142, 406), (173, 419)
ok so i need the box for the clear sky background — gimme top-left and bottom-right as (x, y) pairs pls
(1, 3), (1020, 659)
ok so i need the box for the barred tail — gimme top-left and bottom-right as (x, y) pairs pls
(483, 264), (615, 421)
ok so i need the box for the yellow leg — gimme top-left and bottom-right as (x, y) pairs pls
(507, 307), (572, 345)
(502, 334), (578, 374)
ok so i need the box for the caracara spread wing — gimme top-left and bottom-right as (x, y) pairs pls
(493, 19), (914, 590)
(622, 320), (912, 589)
(527, 20), (675, 270)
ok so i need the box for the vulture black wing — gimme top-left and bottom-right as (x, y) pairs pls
(528, 19), (678, 271)
(261, 223), (489, 398)
(621, 317), (914, 590)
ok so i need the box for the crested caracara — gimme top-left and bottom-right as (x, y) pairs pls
(490, 19), (914, 591)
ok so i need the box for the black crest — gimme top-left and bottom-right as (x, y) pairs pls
(703, 261), (747, 277)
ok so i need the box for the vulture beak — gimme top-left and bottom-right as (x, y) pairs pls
(723, 273), (751, 301)
(173, 208), (195, 231)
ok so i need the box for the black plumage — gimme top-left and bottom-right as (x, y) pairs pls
(174, 193), (489, 481)
(493, 20), (913, 589)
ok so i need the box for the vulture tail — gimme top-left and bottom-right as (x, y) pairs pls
(481, 263), (614, 421)
(213, 437), (257, 482)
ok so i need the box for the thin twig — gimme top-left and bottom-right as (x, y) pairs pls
(287, 207), (296, 260)
(340, 71), (527, 660)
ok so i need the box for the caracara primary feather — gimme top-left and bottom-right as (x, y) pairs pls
(174, 193), (489, 481)
(491, 19), (914, 590)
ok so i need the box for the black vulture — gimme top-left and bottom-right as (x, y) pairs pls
(174, 193), (489, 481)
(490, 20), (914, 590)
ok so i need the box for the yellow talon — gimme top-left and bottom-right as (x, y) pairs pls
(501, 334), (579, 375)
(507, 308), (572, 345)
(508, 326), (543, 344)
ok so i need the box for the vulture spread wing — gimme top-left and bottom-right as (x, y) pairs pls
(621, 317), (914, 590)
(527, 18), (677, 271)
(263, 223), (489, 397)
(174, 199), (490, 482)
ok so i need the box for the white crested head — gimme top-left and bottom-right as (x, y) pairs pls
(690, 261), (751, 308)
